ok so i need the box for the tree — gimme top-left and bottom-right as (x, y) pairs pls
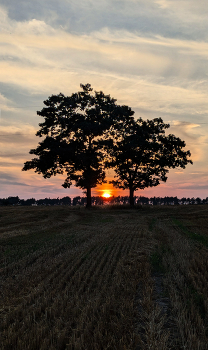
(72, 196), (82, 206)
(0, 196), (20, 206)
(60, 196), (71, 205)
(23, 84), (134, 207)
(109, 117), (192, 206)
(20, 198), (36, 206)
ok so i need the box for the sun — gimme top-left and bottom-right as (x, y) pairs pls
(102, 192), (112, 199)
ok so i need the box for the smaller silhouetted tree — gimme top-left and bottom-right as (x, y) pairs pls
(60, 196), (71, 205)
(73, 196), (81, 206)
(20, 198), (36, 206)
(2, 196), (20, 206)
(109, 117), (192, 206)
(195, 197), (202, 205)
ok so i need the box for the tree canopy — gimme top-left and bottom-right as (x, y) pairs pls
(23, 84), (192, 207)
(108, 117), (193, 206)
(22, 84), (134, 207)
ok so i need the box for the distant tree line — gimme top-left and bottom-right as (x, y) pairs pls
(0, 195), (207, 206)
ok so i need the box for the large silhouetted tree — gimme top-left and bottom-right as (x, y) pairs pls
(109, 117), (192, 206)
(22, 84), (134, 207)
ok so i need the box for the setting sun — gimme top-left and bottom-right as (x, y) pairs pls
(102, 192), (112, 199)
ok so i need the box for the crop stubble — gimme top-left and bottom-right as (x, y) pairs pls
(1, 205), (208, 349)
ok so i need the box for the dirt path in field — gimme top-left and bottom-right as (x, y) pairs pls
(136, 210), (208, 350)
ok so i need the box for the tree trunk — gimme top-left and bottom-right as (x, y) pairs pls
(129, 187), (134, 207)
(86, 186), (92, 208)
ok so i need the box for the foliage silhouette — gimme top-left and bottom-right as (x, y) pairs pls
(22, 84), (134, 207)
(108, 117), (193, 206)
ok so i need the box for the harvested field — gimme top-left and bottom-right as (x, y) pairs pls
(1, 204), (208, 349)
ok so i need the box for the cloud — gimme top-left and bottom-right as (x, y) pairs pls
(0, 92), (14, 119)
(0, 161), (24, 168)
(0, 152), (29, 159)
(0, 92), (11, 105)
(1, 7), (208, 91)
(0, 126), (40, 177)
(1, 4), (208, 108)
(154, 0), (168, 9)
(0, 2), (208, 200)
(0, 171), (30, 186)
(162, 0), (208, 17)
(1, 0), (208, 41)
(0, 125), (38, 144)
(0, 180), (30, 187)
(167, 121), (208, 163)
(178, 184), (208, 191)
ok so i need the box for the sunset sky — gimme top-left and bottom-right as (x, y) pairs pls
(0, 0), (208, 200)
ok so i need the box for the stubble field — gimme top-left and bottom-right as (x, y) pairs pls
(1, 204), (208, 349)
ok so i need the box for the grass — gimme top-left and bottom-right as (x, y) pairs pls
(1, 205), (208, 349)
(150, 245), (171, 273)
(172, 217), (208, 246)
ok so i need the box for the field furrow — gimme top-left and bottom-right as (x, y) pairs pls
(1, 205), (208, 349)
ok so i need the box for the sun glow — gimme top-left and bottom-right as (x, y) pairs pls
(102, 192), (112, 199)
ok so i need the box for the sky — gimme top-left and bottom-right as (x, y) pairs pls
(0, 0), (208, 200)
